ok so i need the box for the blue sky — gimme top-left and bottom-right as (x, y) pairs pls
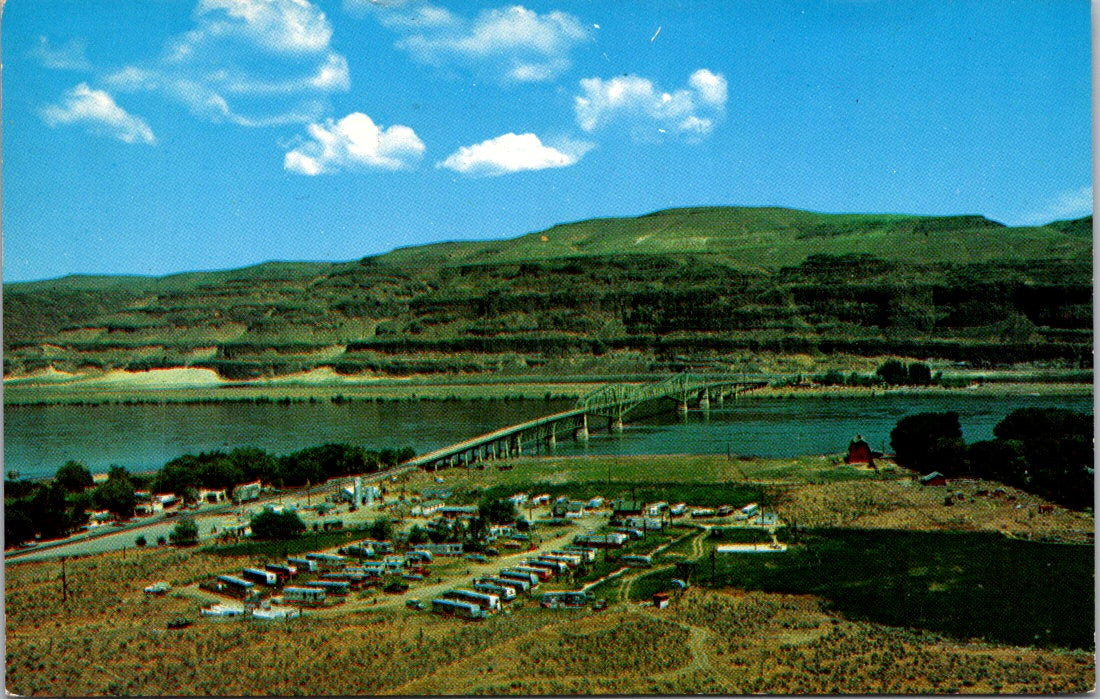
(2, 0), (1092, 282)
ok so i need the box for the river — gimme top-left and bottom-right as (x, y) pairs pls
(4, 392), (1092, 480)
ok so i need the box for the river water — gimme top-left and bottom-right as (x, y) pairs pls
(4, 393), (1092, 479)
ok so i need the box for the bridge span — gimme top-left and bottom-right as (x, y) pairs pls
(402, 373), (769, 471)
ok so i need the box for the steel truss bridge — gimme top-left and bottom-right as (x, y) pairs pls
(402, 373), (768, 472)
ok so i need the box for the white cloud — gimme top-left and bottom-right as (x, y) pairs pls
(374, 4), (589, 83)
(437, 132), (591, 176)
(193, 0), (333, 54)
(104, 0), (347, 128)
(31, 36), (91, 71)
(574, 69), (728, 140)
(688, 69), (728, 106)
(41, 83), (156, 144)
(1018, 186), (1093, 225)
(284, 112), (425, 174)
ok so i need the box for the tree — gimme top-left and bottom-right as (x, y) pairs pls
(890, 411), (965, 474)
(170, 517), (199, 546)
(135, 535), (147, 547)
(5, 502), (36, 546)
(876, 359), (908, 386)
(30, 481), (76, 539)
(368, 516), (394, 541)
(408, 524), (429, 545)
(54, 461), (94, 492)
(907, 362), (933, 386)
(93, 477), (137, 520)
(249, 510), (306, 540)
(478, 497), (517, 525)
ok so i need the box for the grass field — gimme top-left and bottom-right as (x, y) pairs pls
(6, 545), (1093, 695)
(692, 527), (1094, 650)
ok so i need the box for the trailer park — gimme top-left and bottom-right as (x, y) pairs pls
(154, 477), (785, 623)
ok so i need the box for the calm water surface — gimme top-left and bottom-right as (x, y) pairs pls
(5, 393), (1092, 479)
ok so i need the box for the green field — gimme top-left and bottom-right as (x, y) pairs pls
(691, 528), (1094, 650)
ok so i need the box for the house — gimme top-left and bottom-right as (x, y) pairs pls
(653, 592), (671, 609)
(411, 500), (445, 517)
(920, 472), (948, 487)
(844, 435), (882, 466)
(611, 500), (644, 516)
(552, 500), (587, 517)
(234, 481), (262, 503)
(198, 488), (227, 504)
(440, 505), (479, 519)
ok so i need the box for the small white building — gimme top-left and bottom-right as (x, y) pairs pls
(234, 482), (262, 503)
(198, 488), (227, 504)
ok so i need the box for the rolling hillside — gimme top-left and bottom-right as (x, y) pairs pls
(4, 207), (1092, 382)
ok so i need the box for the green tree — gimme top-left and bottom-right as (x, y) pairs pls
(408, 524), (429, 545)
(170, 517), (200, 546)
(890, 411), (965, 474)
(5, 502), (36, 545)
(478, 497), (517, 525)
(92, 477), (137, 520)
(368, 516), (394, 541)
(907, 362), (933, 386)
(54, 461), (94, 492)
(875, 359), (909, 386)
(30, 481), (74, 539)
(250, 510), (306, 540)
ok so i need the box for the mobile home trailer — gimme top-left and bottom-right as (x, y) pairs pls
(499, 569), (540, 589)
(443, 589), (502, 612)
(242, 568), (279, 586)
(322, 572), (366, 590)
(513, 565), (554, 581)
(304, 580), (350, 596)
(539, 553), (581, 568)
(431, 598), (486, 620)
(305, 552), (348, 569)
(362, 540), (395, 554)
(265, 563), (297, 580)
(215, 574), (256, 598)
(526, 558), (568, 575)
(540, 591), (590, 608)
(287, 557), (319, 573)
(282, 586), (326, 606)
(481, 576), (531, 594)
(620, 554), (653, 568)
(472, 581), (517, 601)
(560, 546), (598, 562)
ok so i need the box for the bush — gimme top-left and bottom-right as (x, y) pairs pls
(250, 510), (306, 540)
(135, 535), (147, 547)
(169, 517), (199, 546)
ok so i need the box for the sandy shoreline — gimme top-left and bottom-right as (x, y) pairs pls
(2, 366), (1091, 405)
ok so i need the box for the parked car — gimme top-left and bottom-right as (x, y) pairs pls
(405, 599), (425, 610)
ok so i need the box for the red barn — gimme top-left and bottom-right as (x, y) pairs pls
(844, 435), (881, 467)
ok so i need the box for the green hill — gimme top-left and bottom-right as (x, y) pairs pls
(373, 207), (1089, 270)
(3, 207), (1092, 382)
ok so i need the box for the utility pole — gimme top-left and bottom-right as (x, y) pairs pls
(60, 556), (68, 603)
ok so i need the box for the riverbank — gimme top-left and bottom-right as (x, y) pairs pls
(3, 371), (1091, 406)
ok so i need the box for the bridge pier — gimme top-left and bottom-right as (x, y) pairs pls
(574, 414), (589, 441)
(715, 391), (725, 405)
(511, 433), (523, 457)
(545, 424), (557, 448)
(609, 416), (623, 433)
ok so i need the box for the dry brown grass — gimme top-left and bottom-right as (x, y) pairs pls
(778, 479), (1094, 542)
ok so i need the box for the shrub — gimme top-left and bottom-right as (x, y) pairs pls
(169, 517), (199, 546)
(250, 510), (306, 540)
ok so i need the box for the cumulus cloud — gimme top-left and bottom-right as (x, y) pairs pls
(41, 83), (156, 144)
(283, 112), (425, 174)
(368, 3), (589, 83)
(31, 36), (92, 71)
(1018, 186), (1094, 225)
(106, 0), (347, 128)
(189, 0), (333, 55)
(437, 132), (592, 176)
(574, 68), (729, 140)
